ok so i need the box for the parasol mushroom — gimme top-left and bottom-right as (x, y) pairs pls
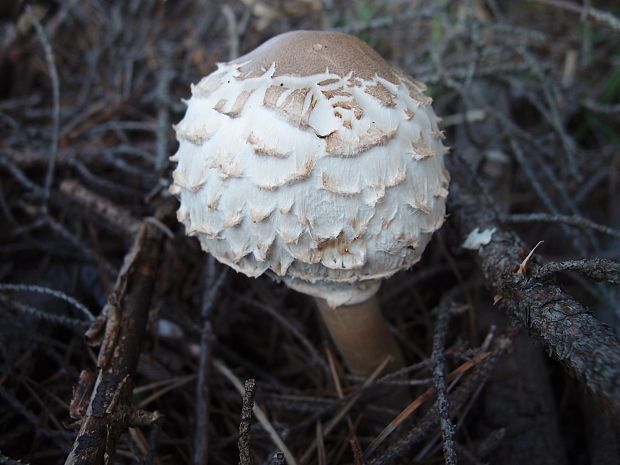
(170, 30), (449, 376)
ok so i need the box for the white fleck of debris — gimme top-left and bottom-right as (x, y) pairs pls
(188, 343), (201, 359)
(155, 319), (184, 339)
(462, 227), (496, 250)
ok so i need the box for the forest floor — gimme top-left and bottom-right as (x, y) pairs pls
(1, 1), (620, 464)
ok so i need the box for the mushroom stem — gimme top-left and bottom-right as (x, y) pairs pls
(315, 296), (406, 376)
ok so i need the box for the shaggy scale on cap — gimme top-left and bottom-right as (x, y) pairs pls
(170, 30), (449, 307)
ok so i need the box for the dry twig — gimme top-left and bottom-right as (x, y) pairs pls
(64, 218), (167, 464)
(366, 335), (512, 465)
(238, 379), (256, 465)
(534, 258), (620, 285)
(193, 257), (227, 465)
(432, 300), (457, 465)
(214, 359), (298, 465)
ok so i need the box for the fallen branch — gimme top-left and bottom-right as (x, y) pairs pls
(64, 218), (167, 465)
(448, 154), (620, 412)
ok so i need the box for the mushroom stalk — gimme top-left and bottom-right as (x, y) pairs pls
(315, 296), (406, 376)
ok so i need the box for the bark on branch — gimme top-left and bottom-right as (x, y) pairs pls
(448, 155), (620, 412)
(64, 218), (167, 465)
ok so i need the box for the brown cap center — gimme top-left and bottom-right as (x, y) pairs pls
(232, 30), (400, 83)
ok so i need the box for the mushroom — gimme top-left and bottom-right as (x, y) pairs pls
(170, 30), (449, 376)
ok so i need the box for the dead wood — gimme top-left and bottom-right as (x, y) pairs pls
(238, 379), (256, 465)
(59, 179), (140, 237)
(64, 218), (167, 465)
(448, 154), (620, 413)
(367, 334), (513, 465)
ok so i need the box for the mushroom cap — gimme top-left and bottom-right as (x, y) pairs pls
(170, 30), (449, 307)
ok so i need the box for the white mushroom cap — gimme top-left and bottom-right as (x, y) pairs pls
(170, 31), (449, 307)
